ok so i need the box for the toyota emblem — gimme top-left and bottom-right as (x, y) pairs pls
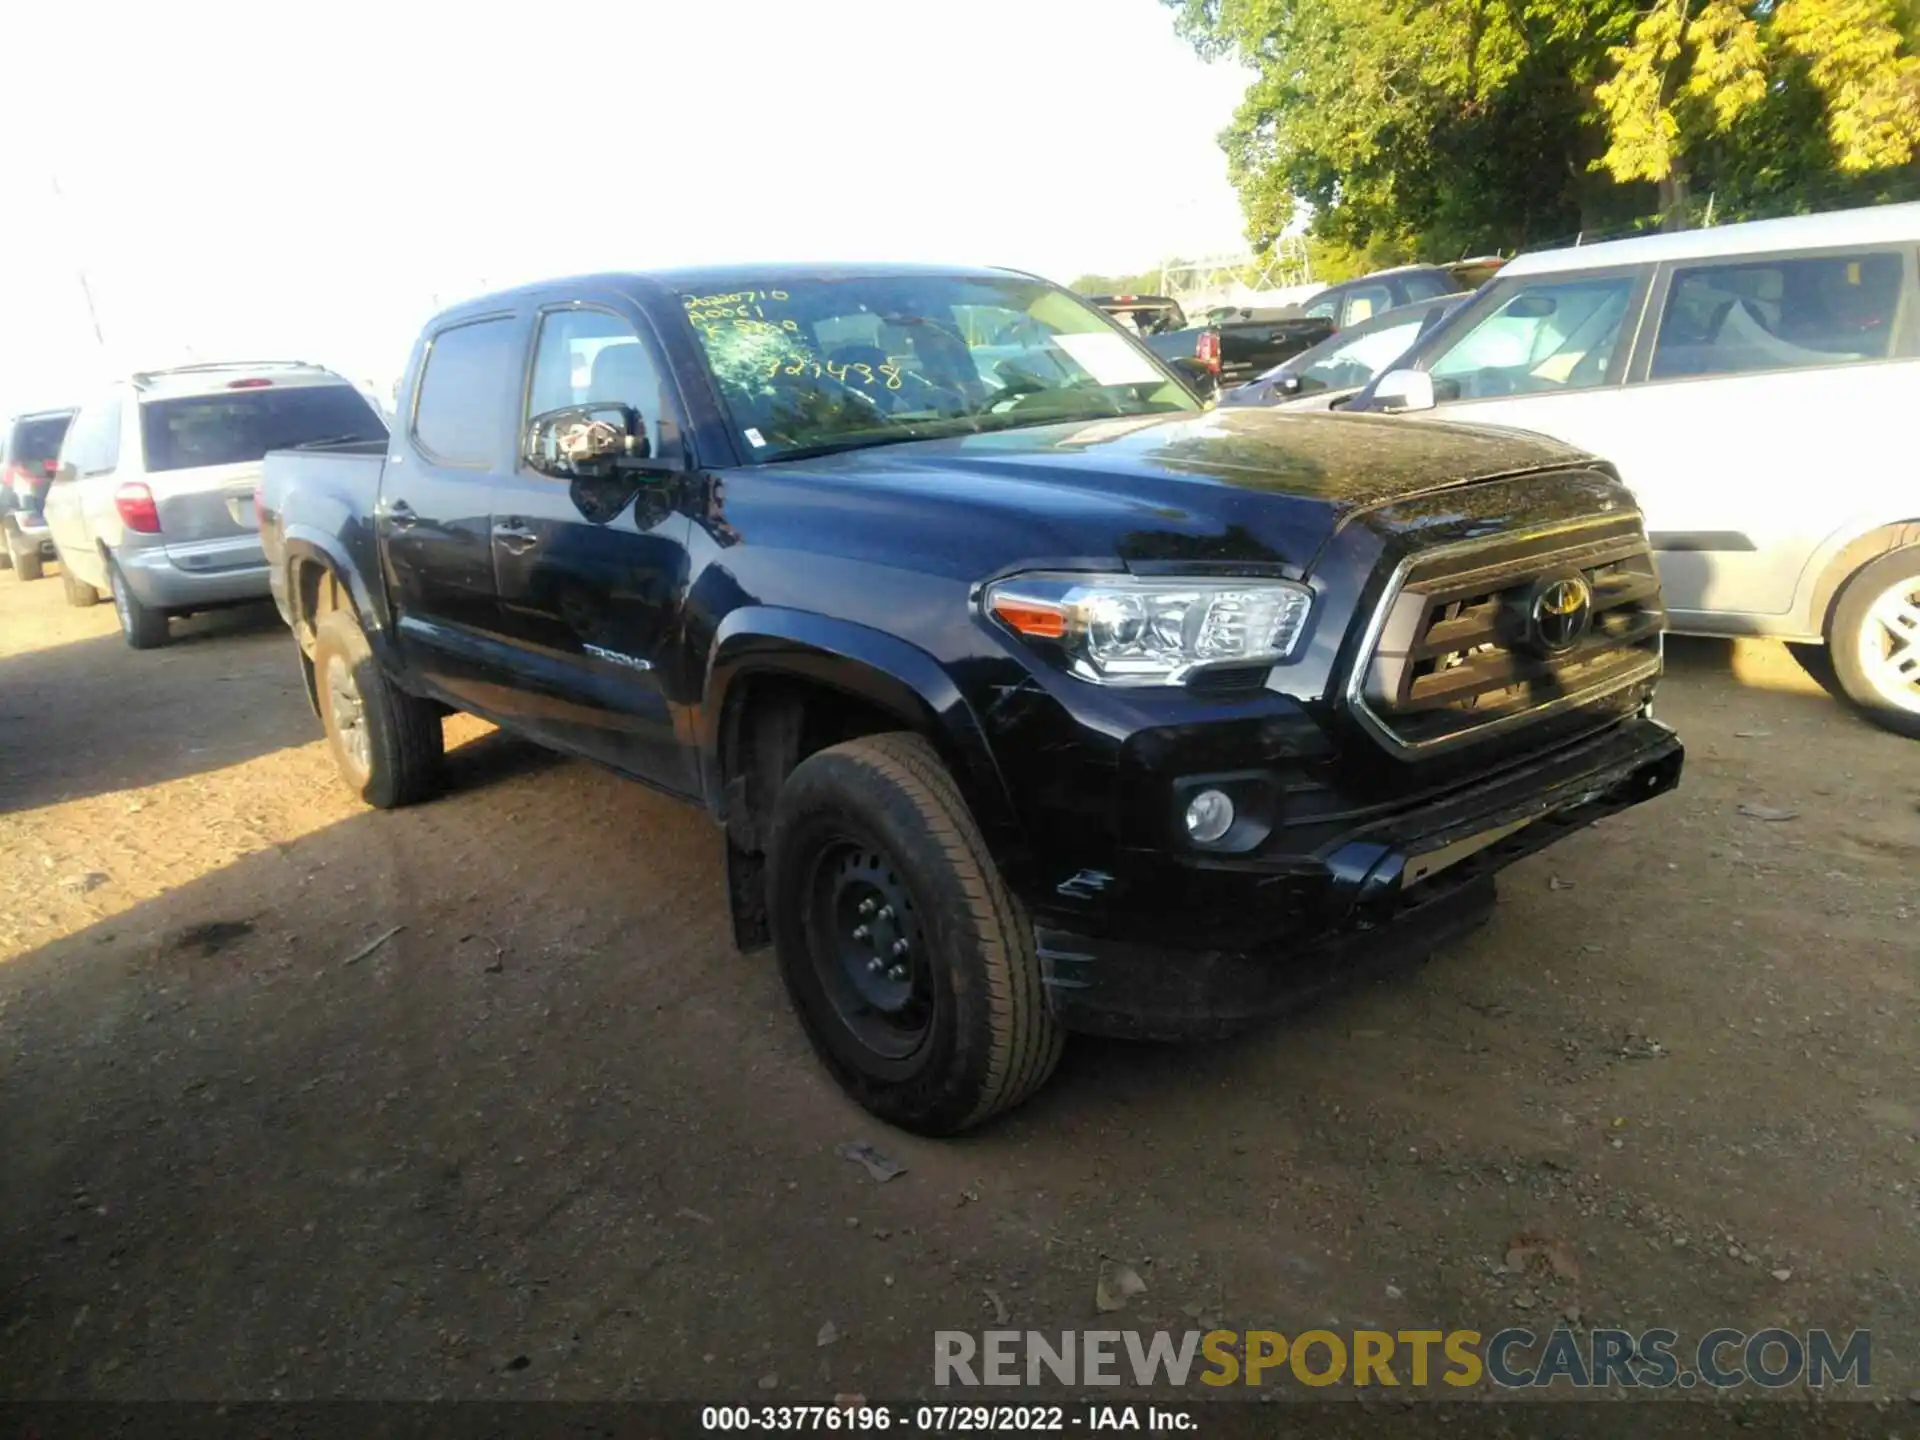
(1529, 574), (1593, 654)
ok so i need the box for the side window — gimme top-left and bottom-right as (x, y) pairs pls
(1303, 296), (1338, 323)
(1427, 273), (1637, 401)
(1650, 250), (1907, 380)
(525, 309), (683, 466)
(1341, 285), (1393, 326)
(413, 317), (516, 467)
(1401, 271), (1455, 302)
(63, 395), (123, 477)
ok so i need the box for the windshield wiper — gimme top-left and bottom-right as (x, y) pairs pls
(762, 429), (950, 463)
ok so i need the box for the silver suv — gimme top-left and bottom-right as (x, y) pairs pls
(46, 361), (387, 648)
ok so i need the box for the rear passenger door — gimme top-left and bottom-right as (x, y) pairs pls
(486, 299), (698, 793)
(1595, 243), (1920, 624)
(383, 312), (522, 707)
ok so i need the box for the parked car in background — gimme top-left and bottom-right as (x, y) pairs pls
(1293, 264), (1467, 332)
(1221, 295), (1466, 410)
(1, 407), (77, 580)
(1447, 256), (1509, 290)
(1348, 200), (1920, 736)
(1083, 293), (1331, 387)
(260, 263), (1683, 1133)
(46, 361), (388, 647)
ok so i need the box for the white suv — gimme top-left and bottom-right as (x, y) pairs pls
(1351, 201), (1920, 736)
(46, 361), (387, 648)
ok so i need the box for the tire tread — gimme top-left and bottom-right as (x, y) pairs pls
(815, 733), (1063, 1129)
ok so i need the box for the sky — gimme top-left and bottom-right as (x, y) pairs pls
(0, 0), (1254, 412)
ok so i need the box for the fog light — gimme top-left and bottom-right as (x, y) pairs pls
(1184, 788), (1235, 844)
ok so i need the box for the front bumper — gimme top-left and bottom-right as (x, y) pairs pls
(118, 534), (270, 612)
(1033, 715), (1683, 1038)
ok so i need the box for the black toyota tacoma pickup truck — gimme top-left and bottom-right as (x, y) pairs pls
(259, 264), (1683, 1134)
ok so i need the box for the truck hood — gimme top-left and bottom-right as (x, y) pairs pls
(756, 408), (1598, 575)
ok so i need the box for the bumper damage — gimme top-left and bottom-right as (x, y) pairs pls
(1034, 717), (1684, 1039)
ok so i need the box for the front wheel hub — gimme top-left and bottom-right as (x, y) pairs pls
(810, 842), (932, 1059)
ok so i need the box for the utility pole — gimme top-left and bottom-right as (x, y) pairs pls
(50, 174), (107, 350)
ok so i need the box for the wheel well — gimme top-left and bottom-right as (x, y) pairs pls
(718, 674), (920, 856)
(1810, 522), (1920, 641)
(292, 557), (351, 655)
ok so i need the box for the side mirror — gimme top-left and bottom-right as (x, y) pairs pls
(525, 403), (669, 479)
(1277, 373), (1304, 397)
(1372, 369), (1436, 414)
(1169, 357), (1218, 402)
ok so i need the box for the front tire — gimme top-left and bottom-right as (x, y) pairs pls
(6, 527), (43, 582)
(767, 733), (1063, 1135)
(311, 608), (445, 807)
(1829, 548), (1920, 739)
(107, 558), (169, 648)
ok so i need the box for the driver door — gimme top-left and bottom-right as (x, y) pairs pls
(486, 300), (697, 794)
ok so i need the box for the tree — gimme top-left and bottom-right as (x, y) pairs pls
(1169, 0), (1920, 263)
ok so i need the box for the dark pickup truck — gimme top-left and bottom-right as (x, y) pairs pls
(260, 263), (1683, 1134)
(1085, 294), (1332, 387)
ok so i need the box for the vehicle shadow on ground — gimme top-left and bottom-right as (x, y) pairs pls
(0, 719), (1399, 1398)
(0, 612), (315, 814)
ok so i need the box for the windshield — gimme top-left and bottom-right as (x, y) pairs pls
(140, 384), (387, 473)
(681, 276), (1200, 462)
(1286, 316), (1428, 395)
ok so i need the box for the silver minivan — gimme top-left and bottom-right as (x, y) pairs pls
(46, 361), (387, 648)
(1349, 202), (1920, 737)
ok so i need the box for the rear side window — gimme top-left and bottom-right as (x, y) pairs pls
(1651, 250), (1909, 380)
(413, 318), (517, 466)
(139, 385), (386, 473)
(7, 415), (73, 472)
(62, 396), (124, 476)
(1340, 284), (1394, 325)
(1401, 270), (1460, 303)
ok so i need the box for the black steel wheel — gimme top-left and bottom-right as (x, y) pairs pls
(767, 732), (1063, 1134)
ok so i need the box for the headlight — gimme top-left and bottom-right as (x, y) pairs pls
(983, 572), (1312, 686)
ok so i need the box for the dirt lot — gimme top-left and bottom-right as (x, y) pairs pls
(1, 565), (1916, 1410)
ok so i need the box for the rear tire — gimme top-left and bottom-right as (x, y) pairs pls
(62, 566), (100, 607)
(107, 558), (168, 648)
(312, 608), (445, 807)
(766, 732), (1063, 1135)
(1829, 548), (1920, 739)
(6, 528), (43, 582)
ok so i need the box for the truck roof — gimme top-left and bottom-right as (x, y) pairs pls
(436, 263), (1043, 322)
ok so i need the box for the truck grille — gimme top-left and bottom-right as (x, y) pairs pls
(1352, 516), (1665, 755)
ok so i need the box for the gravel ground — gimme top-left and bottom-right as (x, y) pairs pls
(1, 565), (1915, 1415)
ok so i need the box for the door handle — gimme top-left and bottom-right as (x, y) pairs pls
(385, 499), (418, 529)
(493, 519), (539, 555)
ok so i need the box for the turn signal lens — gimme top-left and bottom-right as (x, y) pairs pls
(989, 596), (1068, 639)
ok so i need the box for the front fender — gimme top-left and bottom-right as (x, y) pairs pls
(701, 607), (1023, 862)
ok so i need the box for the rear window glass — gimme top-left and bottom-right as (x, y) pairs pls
(139, 385), (387, 474)
(7, 415), (73, 469)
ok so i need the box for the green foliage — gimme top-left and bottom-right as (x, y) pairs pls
(1168, 0), (1920, 263)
